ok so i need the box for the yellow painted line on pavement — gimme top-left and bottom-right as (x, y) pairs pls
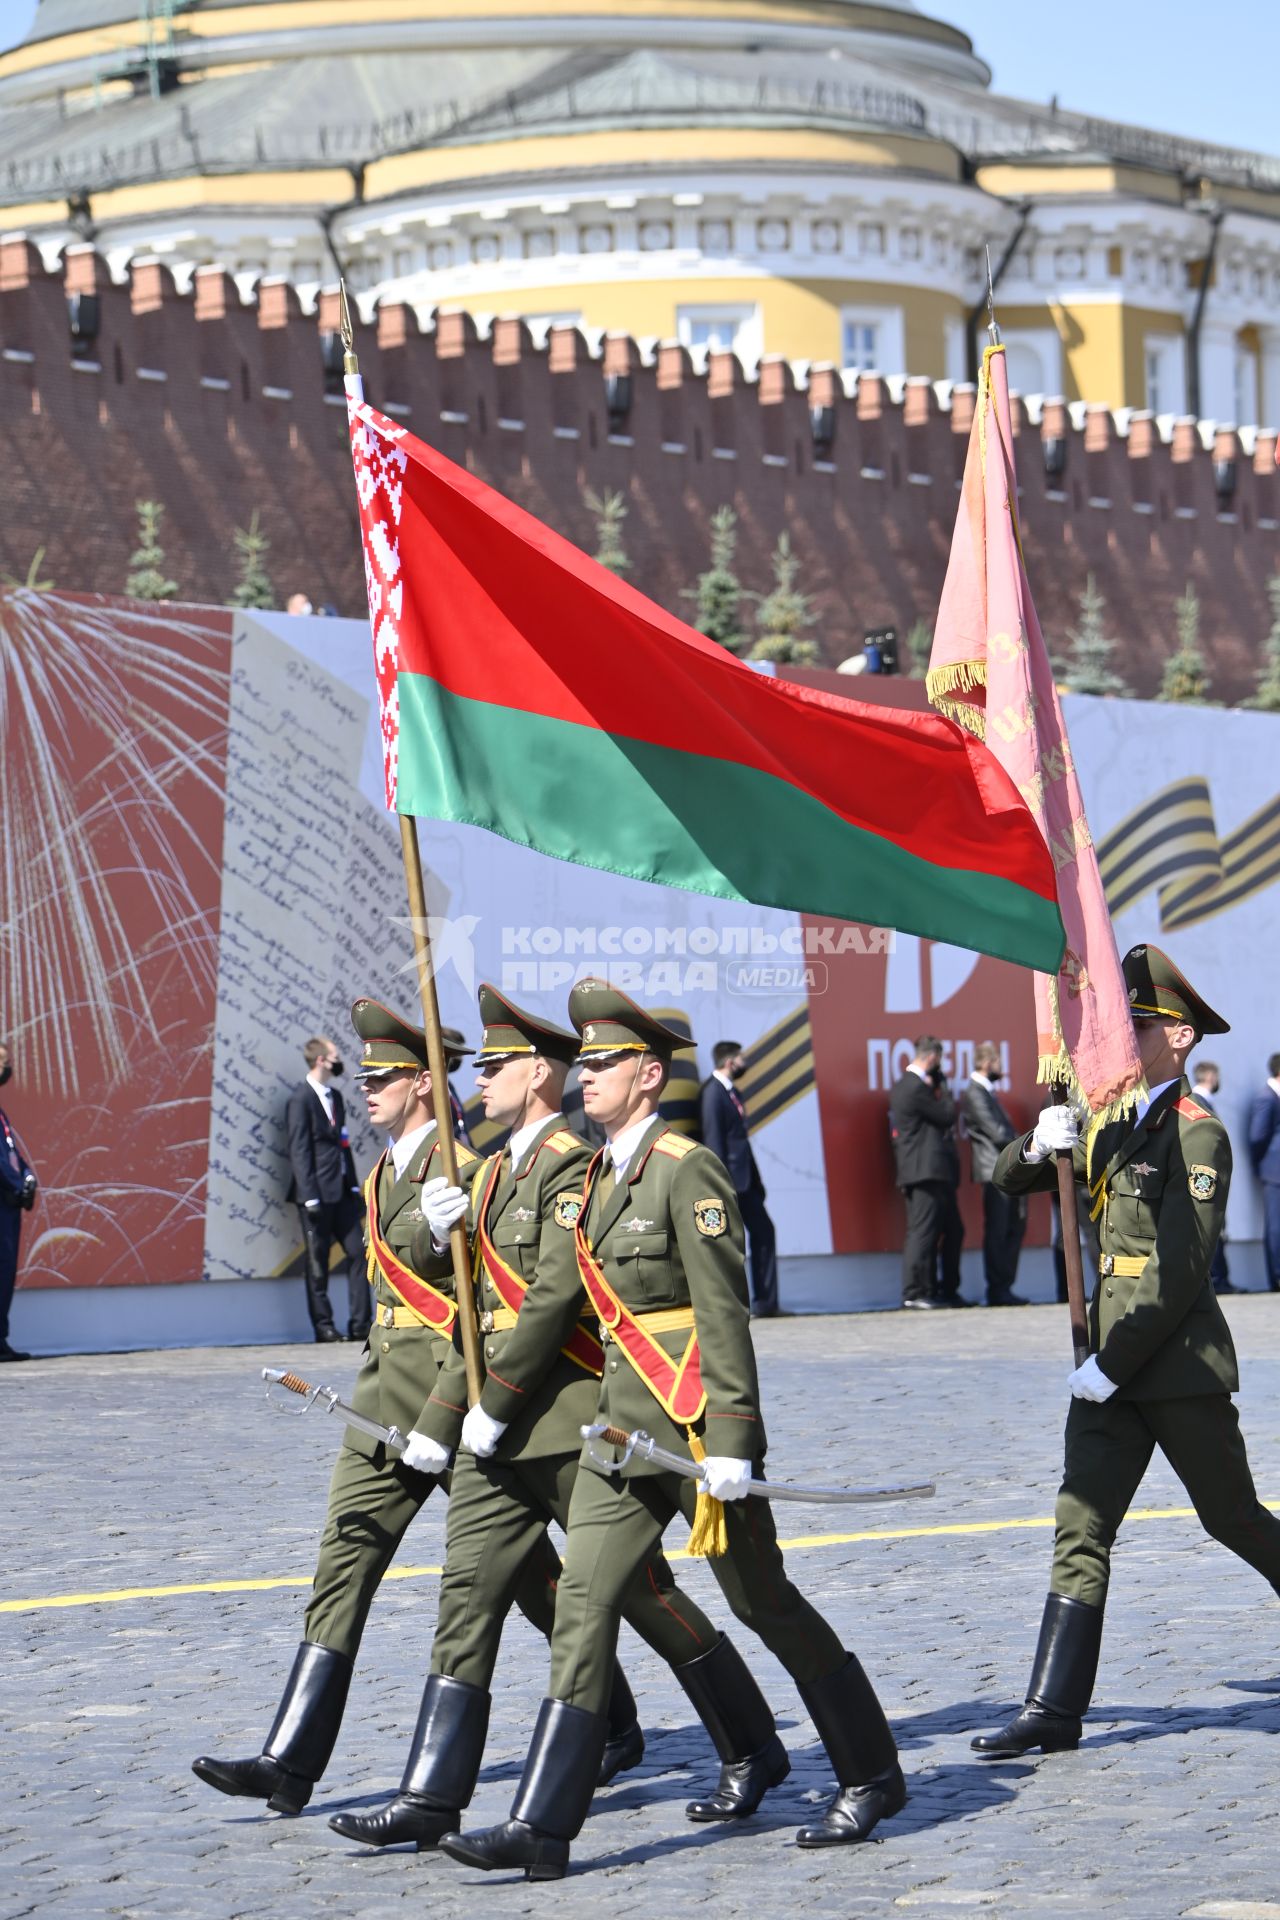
(8, 1499), (1279, 1615)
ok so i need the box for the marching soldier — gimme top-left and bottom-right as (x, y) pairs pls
(439, 979), (905, 1881)
(329, 985), (784, 1852)
(973, 944), (1280, 1759)
(191, 998), (570, 1815)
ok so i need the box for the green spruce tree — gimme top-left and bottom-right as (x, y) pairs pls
(905, 618), (933, 679)
(1159, 584), (1210, 704)
(126, 501), (179, 602)
(1244, 574), (1280, 712)
(1063, 572), (1128, 696)
(747, 532), (821, 666)
(229, 511), (275, 610)
(583, 486), (631, 575)
(685, 505), (746, 652)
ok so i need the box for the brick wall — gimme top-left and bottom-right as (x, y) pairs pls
(2, 240), (1278, 702)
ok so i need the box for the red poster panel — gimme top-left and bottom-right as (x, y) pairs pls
(1, 593), (233, 1289)
(803, 922), (1052, 1254)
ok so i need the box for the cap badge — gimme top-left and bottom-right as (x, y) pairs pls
(584, 1024), (597, 1042)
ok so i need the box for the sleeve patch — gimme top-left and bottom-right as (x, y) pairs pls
(693, 1197), (728, 1237)
(554, 1193), (583, 1230)
(1188, 1164), (1219, 1201)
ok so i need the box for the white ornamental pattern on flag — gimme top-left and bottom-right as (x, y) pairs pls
(346, 373), (408, 808)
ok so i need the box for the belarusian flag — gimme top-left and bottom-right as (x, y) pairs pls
(346, 376), (1064, 973)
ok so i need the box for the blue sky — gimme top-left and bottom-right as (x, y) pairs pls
(0, 0), (1275, 156)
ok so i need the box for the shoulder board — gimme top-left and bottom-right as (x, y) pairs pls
(541, 1129), (580, 1155)
(652, 1131), (697, 1160)
(455, 1140), (482, 1165)
(1174, 1096), (1212, 1122)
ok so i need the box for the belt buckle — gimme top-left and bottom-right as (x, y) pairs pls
(598, 1323), (612, 1345)
(379, 1303), (393, 1327)
(1099, 1254), (1114, 1277)
(479, 1310), (494, 1334)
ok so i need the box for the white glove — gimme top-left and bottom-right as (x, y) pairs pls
(700, 1457), (754, 1502)
(304, 1198), (321, 1211)
(1067, 1355), (1118, 1403)
(1025, 1104), (1080, 1164)
(461, 1405), (508, 1458)
(401, 1430), (452, 1474)
(422, 1176), (467, 1246)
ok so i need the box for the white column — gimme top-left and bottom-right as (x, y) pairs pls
(1196, 319), (1238, 424)
(1259, 325), (1280, 430)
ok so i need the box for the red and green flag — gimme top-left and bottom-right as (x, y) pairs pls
(345, 376), (1064, 973)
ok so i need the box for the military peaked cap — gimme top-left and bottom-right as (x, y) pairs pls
(476, 983), (578, 1065)
(440, 1024), (474, 1065)
(1122, 943), (1229, 1036)
(350, 997), (430, 1074)
(568, 976), (695, 1061)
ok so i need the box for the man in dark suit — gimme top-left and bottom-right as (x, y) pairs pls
(441, 1025), (476, 1147)
(1248, 1050), (1280, 1292)
(1191, 1060), (1235, 1293)
(286, 1036), (370, 1342)
(0, 1041), (36, 1362)
(888, 1036), (965, 1309)
(960, 1042), (1027, 1306)
(698, 1040), (779, 1317)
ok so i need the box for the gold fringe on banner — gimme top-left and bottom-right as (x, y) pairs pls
(925, 657), (988, 738)
(684, 1432), (729, 1559)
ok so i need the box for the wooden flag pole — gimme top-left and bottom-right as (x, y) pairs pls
(340, 285), (482, 1406)
(1052, 1081), (1090, 1367)
(399, 814), (484, 1407)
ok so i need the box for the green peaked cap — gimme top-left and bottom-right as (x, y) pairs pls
(1122, 943), (1229, 1036)
(350, 996), (430, 1072)
(567, 975), (695, 1061)
(476, 983), (578, 1064)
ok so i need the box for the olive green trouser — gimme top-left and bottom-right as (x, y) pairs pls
(431, 1448), (720, 1692)
(548, 1463), (847, 1715)
(302, 1443), (560, 1660)
(1052, 1393), (1280, 1610)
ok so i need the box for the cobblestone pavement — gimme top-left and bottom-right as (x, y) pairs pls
(6, 1300), (1280, 1920)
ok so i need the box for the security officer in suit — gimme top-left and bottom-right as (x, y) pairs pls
(960, 1042), (1027, 1306)
(441, 1024), (476, 1147)
(192, 998), (564, 1817)
(699, 1041), (779, 1317)
(285, 1036), (369, 1342)
(973, 945), (1280, 1760)
(889, 1036), (965, 1307)
(0, 1041), (36, 1362)
(440, 979), (904, 1881)
(330, 986), (777, 1852)
(1247, 1051), (1280, 1290)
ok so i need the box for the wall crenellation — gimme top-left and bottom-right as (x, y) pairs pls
(1, 238), (1277, 700)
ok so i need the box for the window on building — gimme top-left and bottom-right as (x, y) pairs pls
(1144, 335), (1186, 415)
(840, 306), (905, 376)
(676, 305), (761, 364)
(1234, 346), (1259, 427)
(1001, 328), (1062, 398)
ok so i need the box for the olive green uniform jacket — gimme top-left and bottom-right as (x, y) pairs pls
(994, 1078), (1235, 1400)
(417, 1117), (601, 1460)
(345, 1123), (483, 1459)
(578, 1117), (766, 1473)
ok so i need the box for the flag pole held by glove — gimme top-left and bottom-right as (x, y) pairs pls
(581, 1424), (934, 1505)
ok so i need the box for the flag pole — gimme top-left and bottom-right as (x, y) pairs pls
(342, 287), (484, 1407)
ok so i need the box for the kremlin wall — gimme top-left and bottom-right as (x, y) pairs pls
(2, 236), (1278, 700)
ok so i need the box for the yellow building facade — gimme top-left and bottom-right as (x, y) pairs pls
(3, 0), (1279, 423)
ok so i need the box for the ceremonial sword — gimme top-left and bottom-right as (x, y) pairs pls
(581, 1423), (935, 1505)
(262, 1367), (409, 1454)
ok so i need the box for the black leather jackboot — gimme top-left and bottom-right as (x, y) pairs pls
(329, 1673), (490, 1849)
(192, 1642), (353, 1814)
(438, 1697), (607, 1880)
(972, 1593), (1104, 1758)
(674, 1632), (790, 1822)
(598, 1663), (644, 1786)
(795, 1651), (905, 1845)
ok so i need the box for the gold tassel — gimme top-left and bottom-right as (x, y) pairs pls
(684, 1432), (728, 1559)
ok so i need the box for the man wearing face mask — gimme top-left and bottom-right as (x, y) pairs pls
(193, 998), (565, 1818)
(698, 1040), (779, 1317)
(331, 985), (771, 1852)
(960, 1042), (1027, 1307)
(285, 1035), (369, 1342)
(0, 1042), (37, 1363)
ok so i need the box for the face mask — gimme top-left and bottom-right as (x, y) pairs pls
(0, 1064), (10, 1088)
(728, 1061), (747, 1081)
(329, 1058), (344, 1078)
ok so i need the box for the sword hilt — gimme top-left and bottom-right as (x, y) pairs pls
(275, 1370), (315, 1396)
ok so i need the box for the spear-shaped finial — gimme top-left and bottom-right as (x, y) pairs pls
(340, 279), (359, 375)
(985, 244), (1001, 346)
